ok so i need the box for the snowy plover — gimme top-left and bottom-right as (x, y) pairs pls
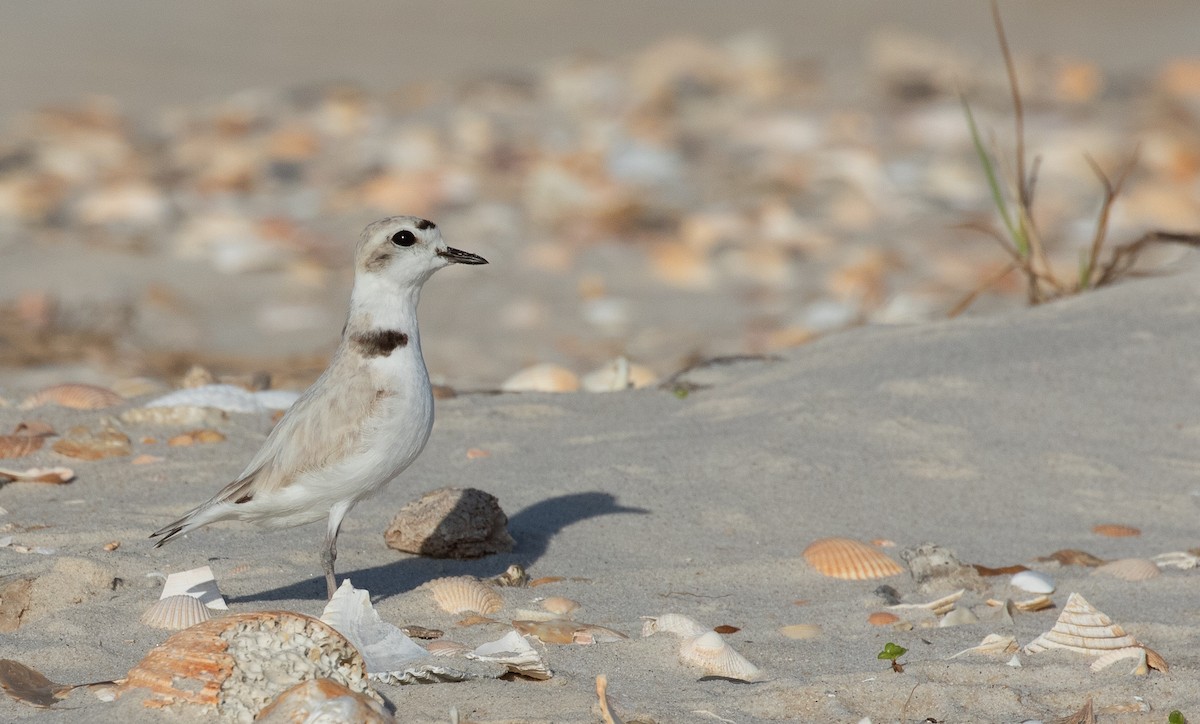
(151, 216), (487, 598)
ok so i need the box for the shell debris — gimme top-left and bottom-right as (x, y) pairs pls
(0, 467), (75, 484)
(949, 634), (1018, 659)
(1093, 558), (1161, 582)
(803, 537), (903, 580)
(678, 630), (761, 682)
(51, 424), (132, 460)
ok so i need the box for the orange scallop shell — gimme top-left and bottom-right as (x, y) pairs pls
(1092, 523), (1141, 538)
(119, 611), (374, 717)
(803, 537), (904, 580)
(19, 383), (124, 410)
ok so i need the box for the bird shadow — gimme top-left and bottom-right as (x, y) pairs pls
(228, 491), (648, 604)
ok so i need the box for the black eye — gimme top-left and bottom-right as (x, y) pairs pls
(390, 229), (417, 247)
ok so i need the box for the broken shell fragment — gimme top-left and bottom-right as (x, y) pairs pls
(540, 596), (581, 617)
(949, 634), (1018, 659)
(1092, 523), (1140, 538)
(120, 406), (229, 427)
(0, 426), (48, 459)
(119, 611), (376, 720)
(511, 618), (626, 645)
(986, 595), (1054, 612)
(641, 613), (708, 639)
(425, 640), (471, 657)
(1093, 558), (1161, 582)
(19, 383), (124, 411)
(678, 630), (761, 681)
(255, 678), (394, 724)
(1089, 645), (1168, 675)
(1153, 551), (1200, 570)
(488, 564), (529, 587)
(159, 566), (228, 610)
(0, 467), (75, 484)
(1023, 592), (1138, 656)
(867, 612), (900, 626)
(501, 363), (580, 393)
(140, 595), (214, 630)
(888, 588), (964, 616)
(51, 425), (132, 460)
(425, 576), (503, 615)
(803, 537), (903, 580)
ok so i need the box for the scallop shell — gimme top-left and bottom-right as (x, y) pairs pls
(119, 611), (376, 719)
(255, 678), (393, 724)
(140, 595), (213, 630)
(1092, 523), (1140, 537)
(0, 434), (44, 460)
(500, 363), (581, 393)
(867, 612), (900, 626)
(1023, 592), (1138, 655)
(143, 384), (264, 414)
(425, 576), (503, 615)
(425, 640), (471, 657)
(1093, 558), (1161, 582)
(641, 613), (708, 638)
(678, 630), (761, 681)
(19, 383), (124, 410)
(802, 537), (903, 580)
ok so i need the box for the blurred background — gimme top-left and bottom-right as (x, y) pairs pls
(1, 1), (1199, 395)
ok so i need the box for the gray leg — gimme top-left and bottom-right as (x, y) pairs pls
(322, 502), (353, 600)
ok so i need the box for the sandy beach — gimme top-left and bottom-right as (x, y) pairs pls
(2, 3), (1200, 722)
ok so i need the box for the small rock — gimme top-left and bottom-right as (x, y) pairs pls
(384, 487), (514, 559)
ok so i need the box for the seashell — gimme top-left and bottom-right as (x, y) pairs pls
(143, 384), (264, 414)
(398, 625), (442, 640)
(641, 613), (708, 639)
(1023, 592), (1139, 655)
(1153, 551), (1200, 570)
(166, 429), (226, 446)
(888, 589), (964, 617)
(51, 425), (131, 460)
(1089, 645), (1168, 675)
(425, 576), (503, 615)
(19, 383), (124, 411)
(540, 596), (581, 617)
(509, 619), (577, 644)
(466, 629), (552, 680)
(0, 467), (75, 484)
(0, 659), (73, 708)
(256, 678), (394, 724)
(488, 564), (529, 587)
(678, 630), (761, 681)
(120, 405), (229, 427)
(986, 595), (1055, 613)
(949, 634), (1018, 659)
(119, 611), (377, 719)
(596, 674), (621, 724)
(803, 537), (903, 580)
(501, 364), (580, 393)
(867, 612), (900, 626)
(1040, 549), (1106, 567)
(160, 566), (227, 610)
(0, 433), (44, 460)
(111, 377), (169, 398)
(581, 357), (658, 392)
(1093, 558), (1161, 582)
(778, 624), (821, 640)
(938, 607), (978, 627)
(425, 640), (471, 657)
(1092, 523), (1140, 537)
(140, 595), (213, 630)
(1010, 570), (1055, 594)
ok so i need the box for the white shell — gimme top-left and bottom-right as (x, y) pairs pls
(888, 589), (964, 617)
(949, 634), (1018, 659)
(1093, 558), (1161, 582)
(678, 631), (761, 681)
(1023, 592), (1138, 655)
(160, 565), (227, 610)
(641, 613), (708, 638)
(1152, 551), (1199, 570)
(1010, 570), (1055, 594)
(938, 607), (978, 627)
(144, 384), (264, 413)
(140, 595), (213, 630)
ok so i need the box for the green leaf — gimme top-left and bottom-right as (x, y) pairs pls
(877, 642), (907, 661)
(961, 94), (1028, 258)
(1169, 711), (1186, 724)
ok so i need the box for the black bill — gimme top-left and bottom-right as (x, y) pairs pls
(438, 247), (489, 265)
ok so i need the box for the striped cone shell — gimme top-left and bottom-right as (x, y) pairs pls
(803, 537), (903, 580)
(1023, 592), (1138, 655)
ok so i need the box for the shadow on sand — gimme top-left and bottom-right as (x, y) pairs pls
(228, 491), (648, 603)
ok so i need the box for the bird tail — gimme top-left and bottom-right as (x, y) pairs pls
(149, 510), (199, 547)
